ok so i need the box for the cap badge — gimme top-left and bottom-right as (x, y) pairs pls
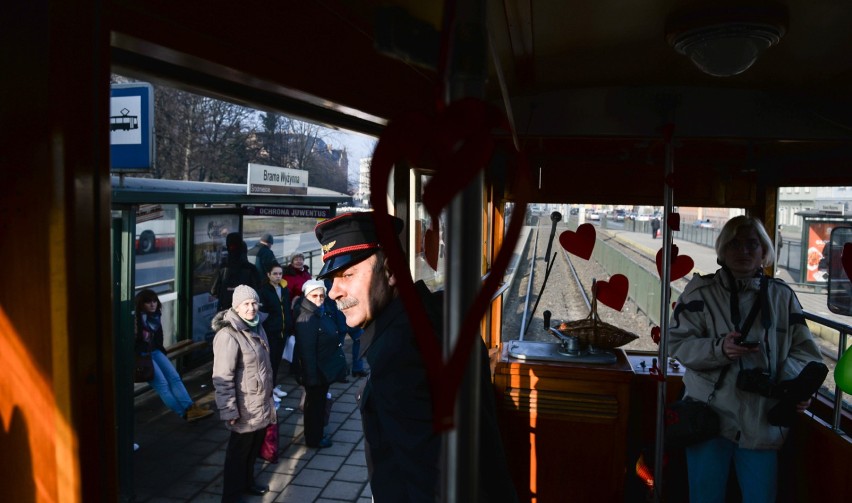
(321, 240), (336, 255)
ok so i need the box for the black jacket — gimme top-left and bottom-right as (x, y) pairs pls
(211, 256), (261, 311)
(253, 244), (275, 278)
(258, 282), (293, 342)
(360, 282), (518, 503)
(135, 313), (166, 354)
(294, 298), (346, 387)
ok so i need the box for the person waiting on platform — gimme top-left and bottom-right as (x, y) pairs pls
(324, 277), (368, 379)
(294, 279), (346, 448)
(258, 261), (292, 400)
(251, 232), (276, 278)
(212, 285), (276, 502)
(314, 212), (518, 502)
(134, 289), (213, 422)
(668, 215), (827, 503)
(211, 232), (262, 312)
(282, 252), (311, 304)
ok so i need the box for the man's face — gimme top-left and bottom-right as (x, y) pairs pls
(327, 254), (393, 328)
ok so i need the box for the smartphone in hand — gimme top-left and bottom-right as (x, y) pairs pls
(736, 338), (760, 348)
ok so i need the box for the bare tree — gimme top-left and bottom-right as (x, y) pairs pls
(117, 74), (353, 190)
(153, 87), (254, 182)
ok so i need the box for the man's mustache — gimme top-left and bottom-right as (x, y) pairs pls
(336, 298), (359, 310)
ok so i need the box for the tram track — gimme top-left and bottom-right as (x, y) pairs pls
(503, 218), (841, 371)
(503, 218), (657, 350)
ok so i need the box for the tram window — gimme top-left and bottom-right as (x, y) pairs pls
(413, 174), (446, 290)
(827, 227), (852, 316)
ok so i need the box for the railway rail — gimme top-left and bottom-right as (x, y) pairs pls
(503, 217), (657, 350)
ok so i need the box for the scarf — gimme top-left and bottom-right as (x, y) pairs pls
(143, 312), (162, 333)
(242, 315), (260, 329)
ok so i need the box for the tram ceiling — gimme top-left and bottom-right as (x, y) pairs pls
(110, 0), (852, 193)
(509, 136), (852, 207)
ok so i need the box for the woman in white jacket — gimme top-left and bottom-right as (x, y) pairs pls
(669, 216), (826, 503)
(212, 285), (276, 503)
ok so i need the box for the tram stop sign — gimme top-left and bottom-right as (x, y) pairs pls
(110, 82), (154, 172)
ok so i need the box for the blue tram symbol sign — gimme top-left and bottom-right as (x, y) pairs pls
(110, 83), (154, 172)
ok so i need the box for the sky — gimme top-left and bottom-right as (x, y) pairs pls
(333, 128), (377, 181)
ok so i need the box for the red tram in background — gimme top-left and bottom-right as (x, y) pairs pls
(3, 1), (852, 502)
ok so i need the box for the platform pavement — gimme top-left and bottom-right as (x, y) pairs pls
(132, 336), (372, 503)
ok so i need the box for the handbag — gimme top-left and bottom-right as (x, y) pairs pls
(665, 365), (729, 449)
(134, 350), (154, 382)
(258, 422), (279, 463)
(664, 398), (720, 449)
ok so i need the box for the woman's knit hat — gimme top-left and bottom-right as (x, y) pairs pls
(302, 279), (326, 295)
(232, 284), (259, 308)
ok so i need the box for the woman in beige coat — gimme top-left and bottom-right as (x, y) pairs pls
(212, 285), (276, 503)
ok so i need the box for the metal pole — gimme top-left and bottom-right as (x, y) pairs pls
(442, 1), (487, 502)
(653, 130), (675, 502)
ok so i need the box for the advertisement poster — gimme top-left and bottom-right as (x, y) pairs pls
(805, 222), (834, 282)
(190, 213), (241, 343)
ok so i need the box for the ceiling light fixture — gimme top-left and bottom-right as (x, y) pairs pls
(666, 5), (787, 78)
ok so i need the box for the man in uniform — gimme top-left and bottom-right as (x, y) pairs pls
(314, 211), (517, 503)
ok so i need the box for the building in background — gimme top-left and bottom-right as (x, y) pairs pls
(356, 157), (372, 207)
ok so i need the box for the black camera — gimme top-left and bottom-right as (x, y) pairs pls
(736, 368), (775, 397)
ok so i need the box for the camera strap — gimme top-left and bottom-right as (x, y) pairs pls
(724, 268), (767, 336)
(707, 364), (729, 404)
(708, 281), (761, 404)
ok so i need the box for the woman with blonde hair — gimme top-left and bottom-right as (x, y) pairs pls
(669, 215), (827, 503)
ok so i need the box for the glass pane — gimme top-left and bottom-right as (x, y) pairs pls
(413, 174), (446, 290)
(134, 204), (177, 295)
(243, 214), (325, 275)
(827, 227), (852, 315)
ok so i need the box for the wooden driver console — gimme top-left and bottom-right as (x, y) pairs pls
(494, 343), (635, 502)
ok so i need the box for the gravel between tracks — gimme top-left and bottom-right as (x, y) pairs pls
(501, 221), (660, 352)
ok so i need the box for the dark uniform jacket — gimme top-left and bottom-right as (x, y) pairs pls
(360, 282), (518, 503)
(294, 298), (346, 387)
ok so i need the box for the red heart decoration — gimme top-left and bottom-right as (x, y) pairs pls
(656, 244), (694, 282)
(668, 212), (680, 231)
(423, 223), (440, 271)
(559, 223), (596, 260)
(595, 274), (629, 311)
(651, 326), (661, 344)
(842, 243), (852, 280)
(370, 97), (531, 431)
